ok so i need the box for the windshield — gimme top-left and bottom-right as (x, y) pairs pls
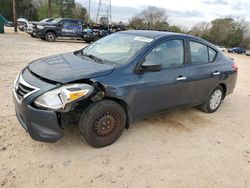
(40, 18), (49, 23)
(51, 18), (63, 24)
(82, 33), (153, 65)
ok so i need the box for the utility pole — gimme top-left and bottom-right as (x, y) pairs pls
(88, 0), (91, 23)
(48, 0), (52, 17)
(13, 0), (17, 32)
(96, 0), (111, 24)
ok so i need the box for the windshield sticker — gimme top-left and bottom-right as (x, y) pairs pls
(134, 36), (153, 43)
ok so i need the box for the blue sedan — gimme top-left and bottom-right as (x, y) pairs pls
(13, 30), (238, 147)
(228, 47), (246, 54)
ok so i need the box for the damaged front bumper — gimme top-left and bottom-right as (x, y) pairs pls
(13, 93), (63, 143)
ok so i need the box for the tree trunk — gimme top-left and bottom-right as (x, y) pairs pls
(48, 0), (52, 17)
(13, 0), (17, 32)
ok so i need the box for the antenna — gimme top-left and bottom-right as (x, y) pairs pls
(96, 0), (111, 24)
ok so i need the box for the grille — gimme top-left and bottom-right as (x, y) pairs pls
(16, 82), (35, 100)
(13, 74), (40, 103)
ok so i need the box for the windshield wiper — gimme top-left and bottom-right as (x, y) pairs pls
(82, 53), (103, 63)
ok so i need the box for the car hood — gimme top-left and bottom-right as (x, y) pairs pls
(28, 52), (115, 83)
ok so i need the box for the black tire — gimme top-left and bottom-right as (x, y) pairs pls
(45, 32), (56, 42)
(200, 85), (224, 113)
(79, 100), (126, 148)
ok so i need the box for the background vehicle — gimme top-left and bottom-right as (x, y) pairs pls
(17, 18), (28, 31)
(82, 24), (126, 43)
(246, 50), (250, 56)
(26, 18), (54, 37)
(33, 18), (84, 42)
(13, 31), (238, 147)
(216, 45), (226, 52)
(228, 47), (246, 54)
(82, 24), (109, 43)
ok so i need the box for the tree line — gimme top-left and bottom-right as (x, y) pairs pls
(0, 0), (88, 21)
(0, 1), (249, 48)
(128, 6), (250, 48)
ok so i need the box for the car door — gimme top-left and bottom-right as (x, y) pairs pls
(134, 39), (191, 119)
(70, 20), (83, 37)
(187, 40), (221, 105)
(61, 20), (77, 37)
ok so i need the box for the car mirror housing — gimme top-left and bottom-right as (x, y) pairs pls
(138, 63), (162, 72)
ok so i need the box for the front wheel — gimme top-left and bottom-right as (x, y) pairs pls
(200, 86), (224, 113)
(45, 32), (56, 42)
(79, 100), (126, 148)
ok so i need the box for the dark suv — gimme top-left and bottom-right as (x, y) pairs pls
(33, 18), (84, 42)
(13, 31), (238, 147)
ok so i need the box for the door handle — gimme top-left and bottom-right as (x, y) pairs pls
(213, 71), (221, 76)
(176, 76), (187, 81)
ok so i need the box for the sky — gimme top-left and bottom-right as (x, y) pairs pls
(76, 0), (250, 29)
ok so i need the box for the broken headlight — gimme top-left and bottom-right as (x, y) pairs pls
(34, 84), (94, 110)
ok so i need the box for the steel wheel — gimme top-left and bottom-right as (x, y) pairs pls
(93, 111), (119, 137)
(79, 100), (126, 148)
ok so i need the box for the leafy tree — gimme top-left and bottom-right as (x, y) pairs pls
(99, 17), (109, 25)
(37, 1), (60, 19)
(0, 0), (38, 21)
(141, 6), (168, 29)
(189, 18), (249, 47)
(129, 16), (145, 29)
(189, 22), (211, 37)
(168, 25), (182, 33)
(73, 3), (87, 20)
(59, 0), (75, 18)
(129, 6), (168, 30)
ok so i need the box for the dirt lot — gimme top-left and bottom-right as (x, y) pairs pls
(1, 28), (250, 188)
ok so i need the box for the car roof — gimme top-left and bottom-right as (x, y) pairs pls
(120, 30), (197, 39)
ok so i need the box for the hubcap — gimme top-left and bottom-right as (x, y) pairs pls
(209, 89), (222, 110)
(93, 111), (118, 137)
(48, 34), (54, 41)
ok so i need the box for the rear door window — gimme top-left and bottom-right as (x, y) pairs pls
(208, 48), (217, 62)
(190, 41), (217, 64)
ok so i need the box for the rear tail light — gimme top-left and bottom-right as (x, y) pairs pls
(232, 63), (238, 72)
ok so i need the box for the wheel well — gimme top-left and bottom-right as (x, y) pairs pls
(219, 83), (227, 99)
(45, 30), (57, 37)
(105, 97), (130, 129)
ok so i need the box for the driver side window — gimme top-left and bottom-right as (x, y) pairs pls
(144, 40), (184, 68)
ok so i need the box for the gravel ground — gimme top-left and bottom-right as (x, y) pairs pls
(1, 28), (250, 188)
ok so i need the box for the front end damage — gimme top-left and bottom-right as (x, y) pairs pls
(13, 69), (107, 143)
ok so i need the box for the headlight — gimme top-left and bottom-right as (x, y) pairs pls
(34, 84), (94, 110)
(37, 25), (44, 29)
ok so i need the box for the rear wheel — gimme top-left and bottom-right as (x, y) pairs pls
(79, 100), (126, 148)
(45, 32), (56, 42)
(200, 86), (224, 113)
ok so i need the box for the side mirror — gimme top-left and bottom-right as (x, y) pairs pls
(138, 59), (162, 72)
(140, 64), (162, 71)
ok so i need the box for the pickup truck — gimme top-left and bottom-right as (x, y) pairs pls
(26, 18), (54, 37)
(33, 18), (84, 42)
